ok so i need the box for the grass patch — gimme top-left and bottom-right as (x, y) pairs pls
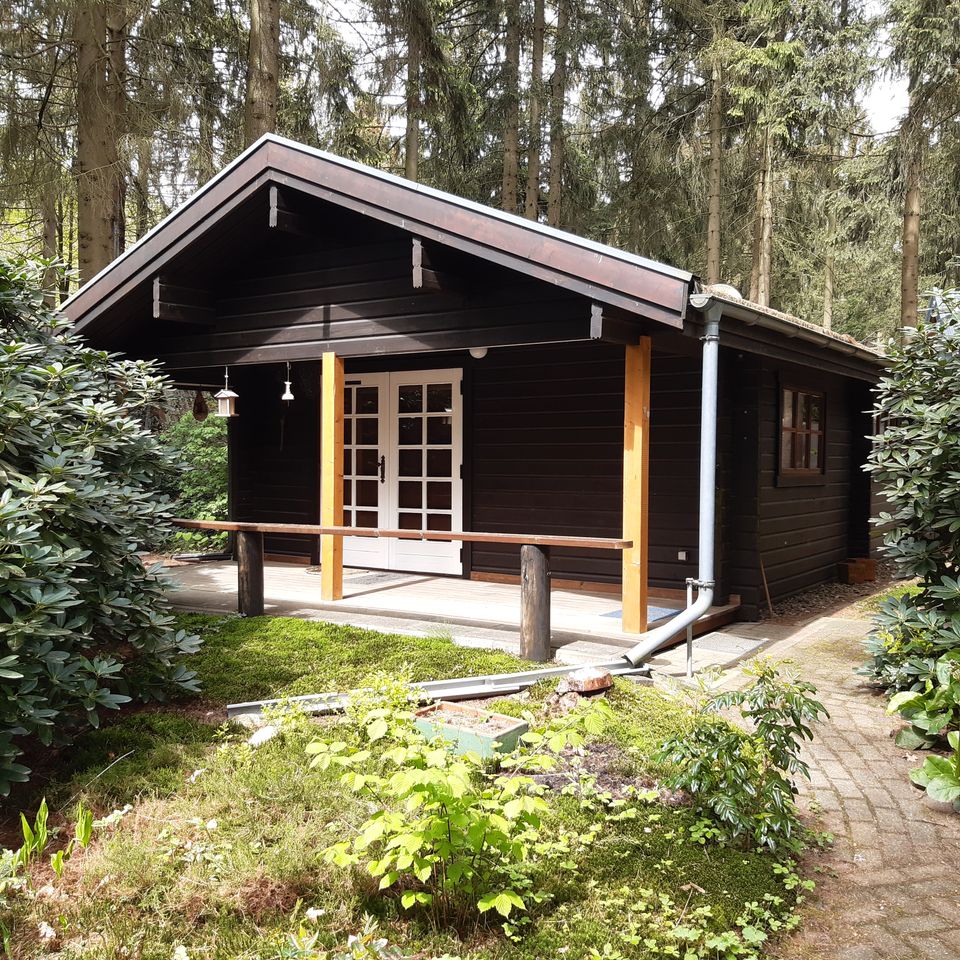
(857, 581), (921, 615)
(3, 616), (812, 959)
(179, 613), (527, 704)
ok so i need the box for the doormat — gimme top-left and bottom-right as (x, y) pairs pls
(601, 605), (675, 624)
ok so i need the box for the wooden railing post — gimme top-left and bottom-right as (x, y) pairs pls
(236, 530), (264, 616)
(320, 352), (344, 601)
(622, 338), (651, 633)
(520, 544), (551, 661)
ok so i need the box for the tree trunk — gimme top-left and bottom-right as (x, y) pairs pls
(547, 0), (568, 228)
(501, 0), (521, 213)
(823, 199), (835, 330)
(756, 131), (774, 307)
(41, 181), (59, 304)
(705, 57), (723, 286)
(106, 5), (126, 256)
(900, 110), (923, 330)
(75, 2), (122, 282)
(135, 138), (151, 240)
(243, 0), (280, 146)
(404, 28), (420, 182)
(198, 0), (219, 181)
(524, 0), (545, 220)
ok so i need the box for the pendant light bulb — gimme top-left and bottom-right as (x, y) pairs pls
(282, 361), (295, 402)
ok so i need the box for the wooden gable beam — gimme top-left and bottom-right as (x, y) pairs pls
(269, 184), (311, 236)
(590, 303), (643, 344)
(411, 237), (466, 294)
(152, 277), (215, 326)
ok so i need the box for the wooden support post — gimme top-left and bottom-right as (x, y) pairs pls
(236, 530), (264, 616)
(320, 351), (345, 601)
(622, 338), (651, 633)
(520, 544), (551, 661)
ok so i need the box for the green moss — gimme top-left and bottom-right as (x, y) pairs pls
(858, 581), (921, 614)
(53, 711), (220, 808)
(179, 612), (528, 704)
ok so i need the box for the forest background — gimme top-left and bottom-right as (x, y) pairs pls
(1, 0), (959, 341)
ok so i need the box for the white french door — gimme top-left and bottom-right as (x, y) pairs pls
(337, 368), (463, 575)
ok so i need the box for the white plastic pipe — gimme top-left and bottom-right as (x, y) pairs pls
(623, 301), (721, 666)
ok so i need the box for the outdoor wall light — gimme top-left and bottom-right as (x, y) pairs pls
(281, 361), (295, 402)
(469, 346), (488, 359)
(215, 366), (239, 417)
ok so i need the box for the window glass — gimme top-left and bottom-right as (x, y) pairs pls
(780, 388), (825, 474)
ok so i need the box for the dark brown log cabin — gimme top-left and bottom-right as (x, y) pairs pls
(63, 135), (883, 624)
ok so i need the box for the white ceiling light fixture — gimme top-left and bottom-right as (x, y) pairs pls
(469, 346), (488, 360)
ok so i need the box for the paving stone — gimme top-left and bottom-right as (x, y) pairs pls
(722, 615), (960, 960)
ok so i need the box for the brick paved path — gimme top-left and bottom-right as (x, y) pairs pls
(743, 617), (960, 960)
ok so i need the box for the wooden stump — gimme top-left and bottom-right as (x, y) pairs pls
(520, 544), (551, 661)
(236, 530), (264, 616)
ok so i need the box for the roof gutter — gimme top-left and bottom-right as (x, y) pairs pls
(712, 295), (886, 367)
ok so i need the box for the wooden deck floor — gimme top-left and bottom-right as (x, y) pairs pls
(164, 560), (740, 649)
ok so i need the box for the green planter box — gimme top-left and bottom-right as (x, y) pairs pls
(414, 701), (529, 758)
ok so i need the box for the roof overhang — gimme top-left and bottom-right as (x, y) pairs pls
(63, 135), (694, 340)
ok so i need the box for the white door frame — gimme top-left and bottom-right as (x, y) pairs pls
(334, 368), (463, 576)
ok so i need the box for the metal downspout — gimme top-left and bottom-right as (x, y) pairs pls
(622, 297), (721, 666)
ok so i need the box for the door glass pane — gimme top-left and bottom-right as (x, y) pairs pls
(355, 510), (378, 528)
(427, 383), (453, 412)
(427, 513), (452, 531)
(398, 385), (423, 413)
(426, 481), (451, 509)
(399, 449), (422, 477)
(426, 449), (452, 478)
(356, 387), (378, 414)
(356, 448), (379, 476)
(399, 417), (422, 445)
(343, 509), (352, 526)
(356, 418), (378, 446)
(426, 416), (452, 445)
(398, 511), (421, 530)
(343, 479), (352, 506)
(344, 389), (352, 415)
(356, 480), (378, 507)
(344, 419), (352, 445)
(399, 481), (422, 509)
(343, 449), (352, 474)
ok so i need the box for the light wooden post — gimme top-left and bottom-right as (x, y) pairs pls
(622, 338), (651, 633)
(320, 352), (344, 601)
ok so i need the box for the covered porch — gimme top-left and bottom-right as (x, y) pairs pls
(163, 557), (741, 656)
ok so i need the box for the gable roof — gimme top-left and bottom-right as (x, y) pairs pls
(63, 135), (693, 336)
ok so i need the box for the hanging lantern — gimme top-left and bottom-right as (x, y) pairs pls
(191, 389), (209, 422)
(214, 367), (238, 417)
(281, 361), (295, 402)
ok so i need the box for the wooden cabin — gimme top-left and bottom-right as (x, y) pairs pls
(63, 135), (882, 629)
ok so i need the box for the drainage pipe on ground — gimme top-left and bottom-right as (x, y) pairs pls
(622, 296), (720, 667)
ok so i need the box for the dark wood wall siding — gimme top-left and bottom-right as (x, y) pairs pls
(755, 359), (872, 600)
(142, 224), (597, 370)
(717, 351), (763, 617)
(230, 361), (320, 559)
(468, 342), (700, 589)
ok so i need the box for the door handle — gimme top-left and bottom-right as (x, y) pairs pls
(379, 455), (385, 484)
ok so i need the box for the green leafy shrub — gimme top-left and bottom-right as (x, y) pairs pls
(0, 257), (201, 793)
(158, 409), (228, 551)
(311, 677), (611, 932)
(657, 660), (827, 851)
(865, 290), (960, 783)
(910, 730), (960, 810)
